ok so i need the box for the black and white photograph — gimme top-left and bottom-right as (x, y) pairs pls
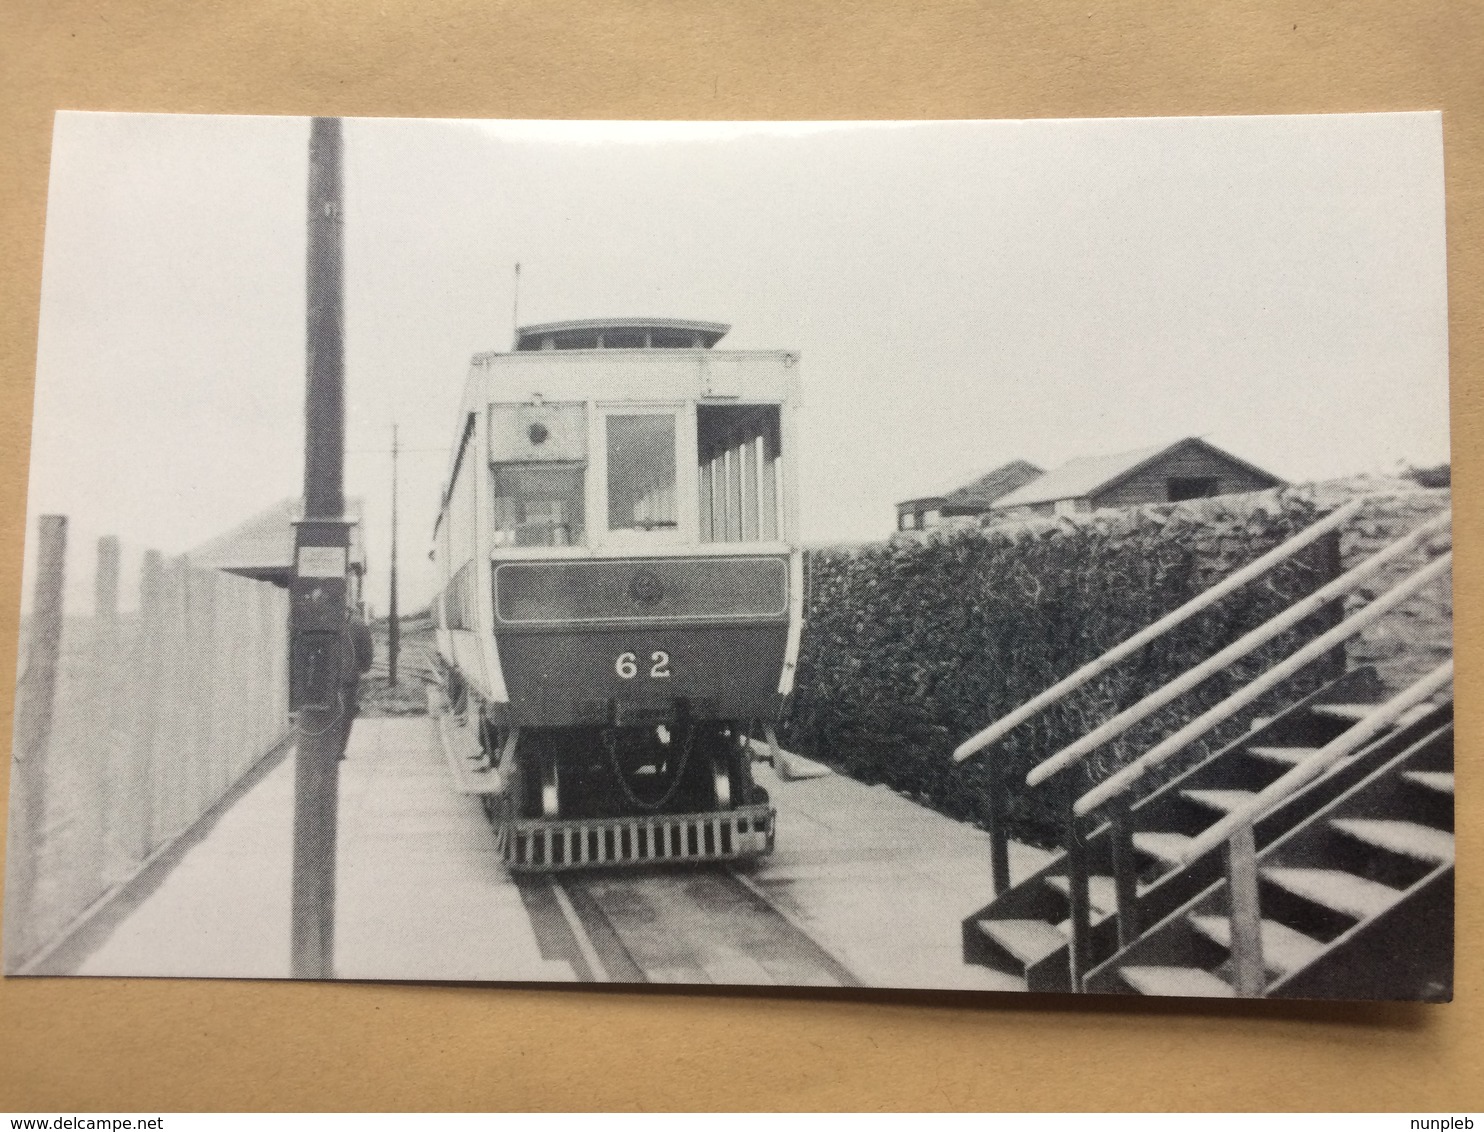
(2, 111), (1453, 1001)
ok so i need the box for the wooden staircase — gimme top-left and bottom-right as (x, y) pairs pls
(952, 498), (1452, 997)
(1084, 707), (1453, 1001)
(962, 668), (1450, 991)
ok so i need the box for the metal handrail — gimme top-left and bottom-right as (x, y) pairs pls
(1173, 658), (1454, 865)
(952, 497), (1366, 764)
(1028, 512), (1450, 788)
(1072, 549), (1451, 815)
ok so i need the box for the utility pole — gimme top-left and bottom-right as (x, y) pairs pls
(388, 422), (399, 686)
(288, 115), (349, 980)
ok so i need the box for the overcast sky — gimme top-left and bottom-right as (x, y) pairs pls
(22, 111), (1449, 612)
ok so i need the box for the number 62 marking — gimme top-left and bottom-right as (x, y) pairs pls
(616, 651), (671, 679)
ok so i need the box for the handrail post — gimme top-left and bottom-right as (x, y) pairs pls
(985, 757), (1011, 896)
(1225, 823), (1265, 997)
(1108, 798), (1140, 949)
(1065, 809), (1093, 992)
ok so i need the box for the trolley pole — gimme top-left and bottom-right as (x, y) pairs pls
(289, 115), (349, 980)
(388, 422), (399, 687)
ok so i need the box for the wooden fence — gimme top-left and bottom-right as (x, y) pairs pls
(4, 516), (290, 970)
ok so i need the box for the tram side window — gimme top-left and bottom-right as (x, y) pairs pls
(491, 464), (586, 547)
(697, 405), (782, 543)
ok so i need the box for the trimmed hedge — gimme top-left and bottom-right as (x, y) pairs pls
(781, 492), (1345, 848)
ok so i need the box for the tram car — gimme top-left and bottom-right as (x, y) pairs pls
(432, 318), (804, 870)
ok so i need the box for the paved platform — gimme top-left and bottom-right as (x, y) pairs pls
(751, 760), (1053, 991)
(76, 713), (1046, 992)
(78, 718), (574, 982)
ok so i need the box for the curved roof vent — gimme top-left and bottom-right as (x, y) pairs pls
(514, 318), (730, 352)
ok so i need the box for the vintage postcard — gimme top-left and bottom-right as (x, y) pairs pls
(3, 112), (1452, 999)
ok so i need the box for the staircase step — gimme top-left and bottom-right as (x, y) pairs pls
(1260, 867), (1402, 920)
(976, 919), (1068, 966)
(1181, 789), (1259, 815)
(1132, 831), (1193, 866)
(1119, 965), (1234, 998)
(1310, 703), (1376, 723)
(1402, 770), (1454, 796)
(1043, 874), (1119, 915)
(1329, 819), (1455, 865)
(1187, 914), (1325, 976)
(1247, 746), (1321, 766)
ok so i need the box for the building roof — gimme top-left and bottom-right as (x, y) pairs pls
(990, 438), (1282, 509)
(188, 497), (367, 584)
(942, 459), (1044, 510)
(897, 459), (1043, 512)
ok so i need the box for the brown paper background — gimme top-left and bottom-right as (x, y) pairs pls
(1, 0), (1480, 1112)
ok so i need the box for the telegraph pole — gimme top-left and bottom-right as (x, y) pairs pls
(289, 115), (349, 980)
(388, 422), (399, 686)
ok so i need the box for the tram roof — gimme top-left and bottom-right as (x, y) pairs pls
(512, 318), (730, 351)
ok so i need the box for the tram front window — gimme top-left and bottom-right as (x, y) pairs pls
(491, 464), (586, 547)
(606, 413), (678, 533)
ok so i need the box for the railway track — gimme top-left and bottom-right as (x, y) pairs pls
(516, 864), (861, 986)
(427, 671), (856, 986)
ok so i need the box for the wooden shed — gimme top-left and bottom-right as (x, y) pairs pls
(989, 438), (1283, 519)
(896, 459), (1043, 531)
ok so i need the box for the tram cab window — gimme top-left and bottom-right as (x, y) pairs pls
(605, 413), (679, 534)
(697, 405), (782, 543)
(491, 464), (586, 547)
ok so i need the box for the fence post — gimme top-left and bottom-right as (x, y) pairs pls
(1108, 798), (1141, 949)
(3, 515), (67, 967)
(1225, 823), (1266, 997)
(87, 535), (121, 897)
(127, 551), (165, 860)
(984, 757), (1011, 896)
(1064, 809), (1093, 992)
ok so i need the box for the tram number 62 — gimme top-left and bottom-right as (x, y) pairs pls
(615, 651), (671, 680)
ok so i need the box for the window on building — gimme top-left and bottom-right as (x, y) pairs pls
(922, 508), (941, 527)
(1167, 476), (1220, 502)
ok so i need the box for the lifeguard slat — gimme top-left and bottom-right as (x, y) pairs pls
(499, 806), (775, 871)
